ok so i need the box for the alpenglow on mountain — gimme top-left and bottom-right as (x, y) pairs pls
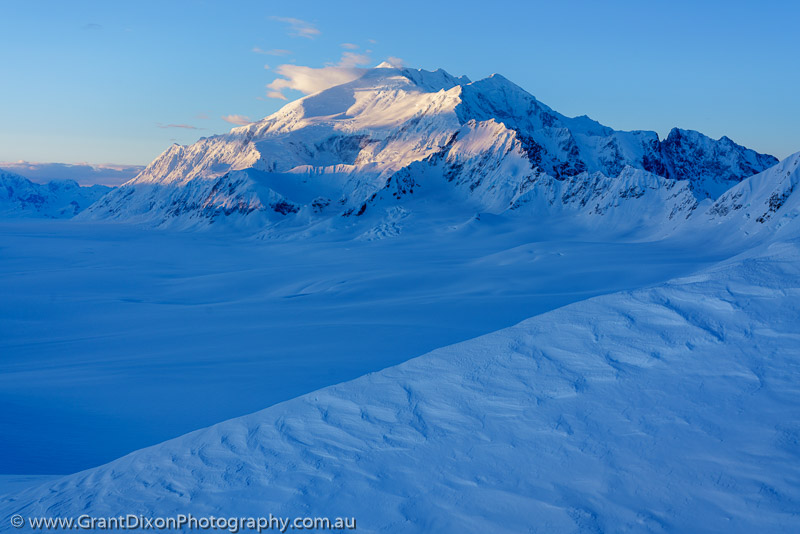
(82, 64), (778, 231)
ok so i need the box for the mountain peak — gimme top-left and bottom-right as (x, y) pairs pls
(81, 65), (782, 230)
(660, 126), (779, 198)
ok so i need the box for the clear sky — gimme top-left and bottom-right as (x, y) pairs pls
(1, 0), (798, 168)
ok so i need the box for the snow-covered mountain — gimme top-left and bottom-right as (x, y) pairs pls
(0, 169), (112, 218)
(658, 128), (777, 199)
(701, 150), (800, 237)
(81, 65), (777, 232)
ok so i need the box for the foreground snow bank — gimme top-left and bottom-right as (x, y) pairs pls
(3, 238), (800, 532)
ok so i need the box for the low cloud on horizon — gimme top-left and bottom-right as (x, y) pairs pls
(157, 123), (204, 130)
(0, 161), (145, 186)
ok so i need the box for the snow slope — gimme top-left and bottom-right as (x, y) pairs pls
(80, 65), (776, 232)
(0, 169), (111, 218)
(0, 215), (726, 474)
(702, 150), (800, 237)
(3, 231), (798, 533)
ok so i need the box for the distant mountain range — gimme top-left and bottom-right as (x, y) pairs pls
(0, 161), (143, 187)
(0, 169), (111, 218)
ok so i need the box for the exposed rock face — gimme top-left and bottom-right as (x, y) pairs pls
(657, 128), (778, 199)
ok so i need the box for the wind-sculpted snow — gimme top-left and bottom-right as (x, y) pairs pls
(3, 234), (798, 532)
(81, 65), (776, 231)
(0, 170), (111, 218)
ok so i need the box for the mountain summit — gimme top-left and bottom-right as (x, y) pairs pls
(82, 65), (778, 232)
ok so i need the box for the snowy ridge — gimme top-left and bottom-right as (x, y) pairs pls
(80, 66), (777, 231)
(0, 169), (111, 218)
(701, 151), (800, 237)
(3, 234), (799, 532)
(659, 128), (779, 199)
(82, 169), (297, 230)
(374, 117), (699, 234)
(508, 167), (699, 234)
(456, 75), (777, 197)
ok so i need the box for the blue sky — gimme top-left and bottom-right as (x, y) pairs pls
(1, 0), (798, 170)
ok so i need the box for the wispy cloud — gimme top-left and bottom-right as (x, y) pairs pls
(386, 56), (406, 68)
(266, 52), (372, 100)
(339, 52), (371, 68)
(252, 47), (292, 56)
(340, 43), (359, 50)
(157, 123), (204, 130)
(83, 23), (102, 31)
(195, 113), (209, 120)
(270, 16), (320, 39)
(221, 115), (253, 126)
